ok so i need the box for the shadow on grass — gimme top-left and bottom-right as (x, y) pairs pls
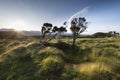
(49, 42), (92, 64)
(52, 42), (78, 52)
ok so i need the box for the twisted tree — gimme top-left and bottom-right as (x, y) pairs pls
(41, 23), (53, 37)
(52, 26), (67, 41)
(41, 23), (53, 41)
(70, 17), (87, 46)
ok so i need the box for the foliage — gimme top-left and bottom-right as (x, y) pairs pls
(41, 23), (53, 38)
(70, 17), (87, 46)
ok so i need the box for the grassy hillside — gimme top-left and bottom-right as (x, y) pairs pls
(0, 37), (120, 80)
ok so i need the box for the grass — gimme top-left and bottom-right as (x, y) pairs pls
(0, 37), (120, 80)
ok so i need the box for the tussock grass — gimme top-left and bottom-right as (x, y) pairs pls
(0, 38), (120, 80)
(72, 62), (115, 80)
(75, 62), (111, 74)
(37, 56), (64, 79)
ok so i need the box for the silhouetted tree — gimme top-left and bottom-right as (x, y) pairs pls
(70, 17), (87, 47)
(115, 32), (119, 36)
(108, 31), (119, 37)
(52, 26), (67, 41)
(41, 23), (53, 39)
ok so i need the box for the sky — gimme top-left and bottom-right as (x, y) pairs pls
(0, 0), (120, 34)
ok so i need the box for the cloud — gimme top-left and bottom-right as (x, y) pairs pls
(68, 7), (89, 22)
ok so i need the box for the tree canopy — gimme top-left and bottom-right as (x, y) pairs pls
(70, 17), (87, 46)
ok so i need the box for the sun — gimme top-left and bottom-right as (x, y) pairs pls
(9, 20), (30, 31)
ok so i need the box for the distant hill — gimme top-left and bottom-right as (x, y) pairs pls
(0, 28), (90, 37)
(0, 29), (25, 39)
(21, 31), (41, 36)
(0, 28), (15, 31)
(0, 28), (41, 37)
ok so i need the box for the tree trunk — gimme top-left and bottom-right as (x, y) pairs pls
(58, 32), (61, 42)
(72, 32), (77, 47)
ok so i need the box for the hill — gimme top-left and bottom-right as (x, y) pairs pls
(0, 38), (120, 80)
(0, 28), (41, 37)
(0, 28), (90, 37)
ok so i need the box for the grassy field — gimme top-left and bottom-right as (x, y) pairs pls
(0, 37), (120, 80)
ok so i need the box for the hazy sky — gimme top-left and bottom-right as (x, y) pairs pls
(0, 0), (120, 34)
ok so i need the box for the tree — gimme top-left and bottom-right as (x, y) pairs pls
(108, 31), (119, 37)
(52, 26), (67, 41)
(41, 23), (53, 41)
(70, 17), (87, 47)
